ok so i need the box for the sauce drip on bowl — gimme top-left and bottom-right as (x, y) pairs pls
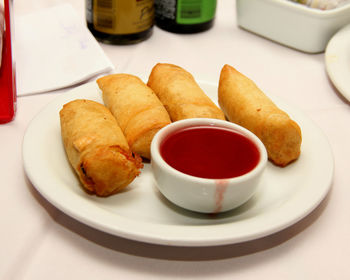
(160, 125), (260, 179)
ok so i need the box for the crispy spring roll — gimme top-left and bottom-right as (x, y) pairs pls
(59, 99), (143, 196)
(97, 74), (171, 159)
(147, 63), (225, 121)
(218, 64), (302, 167)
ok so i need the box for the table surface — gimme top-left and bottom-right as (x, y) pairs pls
(2, 0), (350, 279)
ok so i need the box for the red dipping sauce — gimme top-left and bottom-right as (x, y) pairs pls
(160, 125), (260, 179)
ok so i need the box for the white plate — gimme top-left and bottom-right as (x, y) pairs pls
(23, 81), (333, 247)
(325, 23), (350, 102)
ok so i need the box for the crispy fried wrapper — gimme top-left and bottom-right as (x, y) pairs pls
(218, 64), (302, 167)
(59, 99), (143, 196)
(97, 74), (171, 159)
(147, 63), (225, 121)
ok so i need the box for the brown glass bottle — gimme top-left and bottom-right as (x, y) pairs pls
(86, 0), (154, 45)
(154, 0), (216, 34)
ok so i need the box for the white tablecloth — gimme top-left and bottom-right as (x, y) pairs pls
(1, 0), (350, 279)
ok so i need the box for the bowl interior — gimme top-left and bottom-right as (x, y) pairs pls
(151, 118), (268, 183)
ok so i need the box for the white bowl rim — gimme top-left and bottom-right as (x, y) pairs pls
(254, 0), (350, 16)
(150, 118), (268, 185)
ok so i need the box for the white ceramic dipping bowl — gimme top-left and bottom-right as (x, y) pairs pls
(150, 118), (268, 214)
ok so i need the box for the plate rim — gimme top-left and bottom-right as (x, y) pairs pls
(325, 23), (350, 102)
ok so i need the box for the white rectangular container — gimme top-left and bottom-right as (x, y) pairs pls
(236, 0), (350, 53)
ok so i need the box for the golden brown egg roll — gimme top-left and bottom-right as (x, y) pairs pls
(218, 64), (302, 167)
(59, 99), (143, 196)
(97, 74), (171, 159)
(147, 63), (225, 121)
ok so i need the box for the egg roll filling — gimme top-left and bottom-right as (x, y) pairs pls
(80, 163), (94, 187)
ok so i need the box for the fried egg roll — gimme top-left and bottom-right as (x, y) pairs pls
(147, 63), (225, 121)
(59, 99), (143, 196)
(218, 64), (302, 167)
(97, 74), (171, 159)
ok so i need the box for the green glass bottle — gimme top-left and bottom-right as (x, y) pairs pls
(155, 0), (216, 33)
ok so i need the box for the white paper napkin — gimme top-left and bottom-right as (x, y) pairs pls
(15, 3), (115, 96)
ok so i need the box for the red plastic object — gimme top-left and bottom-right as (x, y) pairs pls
(0, 0), (16, 124)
